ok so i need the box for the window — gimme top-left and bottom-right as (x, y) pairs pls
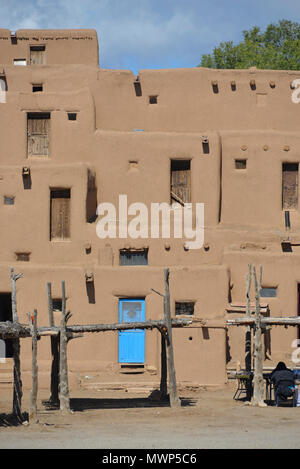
(175, 302), (195, 316)
(52, 299), (62, 311)
(260, 287), (277, 298)
(120, 249), (148, 266)
(67, 112), (77, 121)
(27, 112), (50, 157)
(50, 189), (71, 240)
(4, 196), (15, 205)
(170, 160), (191, 205)
(235, 159), (247, 170)
(30, 45), (46, 65)
(32, 84), (43, 92)
(149, 95), (158, 104)
(15, 252), (30, 262)
(134, 78), (142, 97)
(282, 163), (298, 210)
(14, 59), (26, 66)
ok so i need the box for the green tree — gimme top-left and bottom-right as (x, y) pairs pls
(200, 20), (300, 70)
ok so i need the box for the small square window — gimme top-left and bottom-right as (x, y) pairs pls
(52, 299), (62, 311)
(14, 59), (26, 66)
(120, 249), (148, 266)
(15, 252), (30, 262)
(260, 287), (277, 298)
(4, 196), (15, 205)
(32, 84), (43, 92)
(235, 159), (247, 170)
(175, 302), (195, 316)
(67, 112), (77, 121)
(149, 95), (158, 104)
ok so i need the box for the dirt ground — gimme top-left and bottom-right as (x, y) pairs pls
(0, 381), (300, 450)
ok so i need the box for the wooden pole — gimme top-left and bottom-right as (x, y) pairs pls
(47, 283), (59, 405)
(163, 269), (180, 408)
(10, 267), (23, 420)
(245, 264), (252, 400)
(252, 265), (266, 407)
(160, 331), (167, 398)
(59, 281), (71, 414)
(27, 309), (38, 424)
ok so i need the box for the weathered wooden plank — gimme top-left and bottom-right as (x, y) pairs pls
(283, 163), (298, 210)
(10, 268), (23, 420)
(164, 268), (180, 408)
(0, 317), (191, 339)
(27, 310), (38, 424)
(59, 281), (70, 414)
(47, 283), (59, 405)
(245, 264), (252, 400)
(50, 190), (71, 240)
(252, 265), (266, 407)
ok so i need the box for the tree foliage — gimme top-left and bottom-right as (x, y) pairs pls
(200, 20), (300, 70)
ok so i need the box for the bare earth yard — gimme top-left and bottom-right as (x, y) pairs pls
(0, 381), (300, 450)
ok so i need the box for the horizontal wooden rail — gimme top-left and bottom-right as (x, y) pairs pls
(0, 318), (192, 339)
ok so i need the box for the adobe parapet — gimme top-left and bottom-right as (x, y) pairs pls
(0, 29), (99, 66)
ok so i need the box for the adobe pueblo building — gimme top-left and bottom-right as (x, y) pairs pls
(0, 28), (299, 391)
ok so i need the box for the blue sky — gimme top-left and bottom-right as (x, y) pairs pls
(1, 0), (300, 74)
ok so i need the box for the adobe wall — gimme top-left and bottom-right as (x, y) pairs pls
(0, 29), (99, 65)
(0, 29), (299, 389)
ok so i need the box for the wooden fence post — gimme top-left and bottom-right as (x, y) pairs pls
(47, 283), (59, 405)
(252, 265), (266, 407)
(10, 267), (23, 420)
(245, 264), (252, 401)
(59, 281), (71, 414)
(27, 309), (38, 424)
(160, 331), (167, 398)
(163, 269), (180, 408)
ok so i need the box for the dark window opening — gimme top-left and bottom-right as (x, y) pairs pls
(0, 293), (13, 357)
(282, 163), (299, 210)
(171, 159), (191, 205)
(212, 81), (219, 93)
(15, 252), (30, 262)
(202, 137), (210, 154)
(134, 79), (142, 97)
(32, 84), (43, 92)
(67, 112), (77, 121)
(235, 159), (247, 170)
(260, 287), (277, 298)
(86, 169), (98, 223)
(120, 249), (148, 266)
(50, 188), (71, 240)
(175, 302), (195, 316)
(149, 95), (158, 104)
(4, 196), (15, 205)
(52, 299), (62, 311)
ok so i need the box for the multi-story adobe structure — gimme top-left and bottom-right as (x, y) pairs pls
(0, 28), (300, 390)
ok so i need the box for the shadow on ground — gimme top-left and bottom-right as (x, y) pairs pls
(69, 396), (197, 412)
(41, 392), (198, 412)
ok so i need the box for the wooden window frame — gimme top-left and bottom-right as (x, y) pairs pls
(282, 162), (299, 211)
(175, 301), (195, 316)
(27, 112), (50, 158)
(170, 159), (191, 206)
(50, 188), (71, 241)
(30, 45), (46, 65)
(119, 249), (148, 266)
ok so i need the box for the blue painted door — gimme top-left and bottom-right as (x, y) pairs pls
(118, 299), (145, 364)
